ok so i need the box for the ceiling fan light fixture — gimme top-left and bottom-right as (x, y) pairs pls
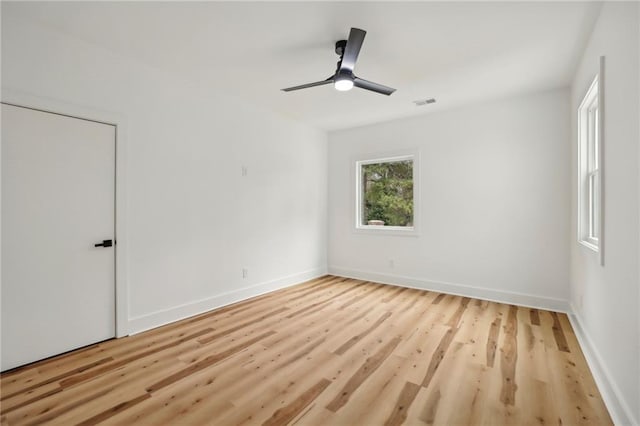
(334, 77), (354, 91)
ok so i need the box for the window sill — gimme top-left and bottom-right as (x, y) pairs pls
(354, 226), (419, 237)
(578, 239), (599, 253)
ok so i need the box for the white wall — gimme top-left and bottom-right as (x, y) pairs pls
(328, 89), (571, 311)
(1, 16), (328, 334)
(570, 3), (640, 425)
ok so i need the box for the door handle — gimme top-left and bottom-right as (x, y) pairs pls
(94, 239), (113, 248)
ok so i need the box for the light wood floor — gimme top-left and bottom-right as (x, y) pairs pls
(1, 275), (611, 425)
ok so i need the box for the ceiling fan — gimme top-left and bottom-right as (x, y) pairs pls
(281, 27), (396, 96)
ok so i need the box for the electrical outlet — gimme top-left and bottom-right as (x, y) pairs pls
(241, 166), (248, 177)
(242, 268), (248, 279)
(388, 259), (395, 269)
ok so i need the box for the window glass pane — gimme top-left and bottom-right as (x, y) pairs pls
(588, 109), (596, 171)
(588, 173), (595, 238)
(593, 170), (599, 239)
(361, 160), (413, 227)
(594, 108), (599, 169)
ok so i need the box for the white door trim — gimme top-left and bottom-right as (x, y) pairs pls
(1, 89), (130, 337)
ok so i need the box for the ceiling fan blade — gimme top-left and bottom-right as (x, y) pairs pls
(354, 77), (396, 96)
(281, 78), (333, 92)
(340, 28), (366, 72)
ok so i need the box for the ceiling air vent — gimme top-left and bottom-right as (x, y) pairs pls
(413, 98), (436, 106)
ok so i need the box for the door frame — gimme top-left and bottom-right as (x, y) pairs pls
(1, 90), (130, 337)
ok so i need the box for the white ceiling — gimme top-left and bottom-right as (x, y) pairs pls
(4, 1), (601, 131)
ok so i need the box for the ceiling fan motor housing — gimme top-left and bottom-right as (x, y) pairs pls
(335, 69), (354, 81)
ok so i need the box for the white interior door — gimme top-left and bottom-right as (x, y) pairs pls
(1, 103), (116, 371)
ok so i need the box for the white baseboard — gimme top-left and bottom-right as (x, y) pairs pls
(568, 306), (638, 426)
(127, 267), (327, 335)
(328, 266), (570, 313)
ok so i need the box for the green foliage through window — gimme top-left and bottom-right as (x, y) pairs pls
(361, 159), (413, 226)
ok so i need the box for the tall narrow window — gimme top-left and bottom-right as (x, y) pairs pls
(355, 153), (418, 234)
(578, 76), (600, 251)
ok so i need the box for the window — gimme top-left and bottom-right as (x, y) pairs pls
(578, 76), (600, 251)
(355, 153), (417, 233)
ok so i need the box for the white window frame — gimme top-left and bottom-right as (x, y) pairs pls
(578, 73), (603, 255)
(354, 151), (419, 236)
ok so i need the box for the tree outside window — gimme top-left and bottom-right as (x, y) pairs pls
(357, 156), (415, 230)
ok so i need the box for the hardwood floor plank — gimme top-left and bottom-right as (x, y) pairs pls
(383, 381), (421, 426)
(1, 357), (113, 401)
(325, 336), (402, 412)
(21, 386), (114, 425)
(320, 354), (408, 425)
(146, 330), (276, 393)
(75, 393), (151, 426)
(0, 385), (63, 414)
(431, 293), (446, 304)
(262, 378), (331, 426)
(499, 305), (518, 406)
(419, 387), (441, 424)
(486, 317), (502, 368)
(334, 311), (392, 356)
(381, 286), (407, 303)
(3, 342), (197, 424)
(415, 341), (475, 424)
(59, 328), (213, 388)
(530, 308), (541, 326)
(446, 297), (471, 328)
(197, 307), (287, 345)
(338, 282), (385, 310)
(420, 327), (459, 389)
(0, 276), (612, 425)
(102, 363), (238, 424)
(285, 282), (365, 319)
(551, 311), (571, 353)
